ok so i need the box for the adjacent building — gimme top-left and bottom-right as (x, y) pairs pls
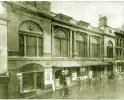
(115, 29), (124, 77)
(0, 1), (123, 98)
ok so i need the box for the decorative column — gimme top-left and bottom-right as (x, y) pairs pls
(89, 35), (91, 58)
(24, 36), (27, 56)
(36, 37), (38, 57)
(73, 31), (77, 58)
(70, 30), (72, 58)
(51, 25), (55, 57)
(87, 34), (90, 58)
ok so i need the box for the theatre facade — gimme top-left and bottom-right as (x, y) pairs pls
(0, 1), (123, 98)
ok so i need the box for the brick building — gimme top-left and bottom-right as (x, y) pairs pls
(0, 1), (123, 98)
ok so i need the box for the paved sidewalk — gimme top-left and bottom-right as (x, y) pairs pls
(25, 78), (110, 99)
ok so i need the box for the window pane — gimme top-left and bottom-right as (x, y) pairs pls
(80, 42), (85, 57)
(92, 44), (98, 58)
(55, 30), (68, 39)
(107, 47), (113, 58)
(20, 46), (24, 56)
(95, 44), (98, 57)
(23, 73), (34, 91)
(36, 72), (43, 89)
(38, 38), (43, 56)
(76, 41), (80, 56)
(76, 34), (85, 41)
(54, 38), (61, 57)
(61, 39), (68, 57)
(26, 36), (36, 46)
(19, 34), (24, 45)
(27, 46), (36, 56)
(26, 36), (36, 56)
(19, 34), (24, 56)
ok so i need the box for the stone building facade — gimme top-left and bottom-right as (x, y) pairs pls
(115, 29), (124, 78)
(0, 4), (8, 98)
(0, 1), (123, 98)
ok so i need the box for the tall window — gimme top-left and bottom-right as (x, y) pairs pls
(91, 37), (99, 58)
(19, 21), (43, 57)
(76, 34), (86, 57)
(54, 30), (68, 57)
(107, 40), (113, 58)
(19, 34), (43, 57)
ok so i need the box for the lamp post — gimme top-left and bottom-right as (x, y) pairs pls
(61, 69), (68, 96)
(80, 67), (85, 90)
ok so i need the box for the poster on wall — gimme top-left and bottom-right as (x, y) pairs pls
(72, 72), (77, 80)
(45, 68), (52, 85)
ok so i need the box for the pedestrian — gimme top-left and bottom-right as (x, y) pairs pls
(63, 78), (69, 96)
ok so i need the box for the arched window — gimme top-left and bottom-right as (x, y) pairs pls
(91, 37), (99, 58)
(19, 21), (43, 57)
(18, 63), (44, 92)
(107, 40), (113, 58)
(54, 30), (68, 57)
(76, 34), (86, 57)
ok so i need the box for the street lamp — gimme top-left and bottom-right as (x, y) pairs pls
(80, 67), (85, 90)
(61, 69), (69, 96)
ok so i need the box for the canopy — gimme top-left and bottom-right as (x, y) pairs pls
(53, 61), (108, 68)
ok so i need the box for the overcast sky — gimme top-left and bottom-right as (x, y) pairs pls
(51, 1), (124, 29)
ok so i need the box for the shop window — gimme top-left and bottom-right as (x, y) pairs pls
(91, 37), (99, 58)
(117, 66), (121, 72)
(36, 72), (43, 89)
(76, 34), (86, 57)
(54, 30), (68, 57)
(22, 72), (43, 92)
(107, 40), (113, 58)
(23, 73), (34, 91)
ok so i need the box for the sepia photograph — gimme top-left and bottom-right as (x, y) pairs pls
(0, 1), (124, 99)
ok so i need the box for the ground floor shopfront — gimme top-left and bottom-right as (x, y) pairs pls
(53, 63), (114, 90)
(115, 61), (124, 78)
(7, 58), (115, 98)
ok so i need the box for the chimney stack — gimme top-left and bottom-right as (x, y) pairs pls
(99, 15), (107, 27)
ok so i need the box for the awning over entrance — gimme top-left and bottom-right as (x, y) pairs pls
(53, 62), (81, 68)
